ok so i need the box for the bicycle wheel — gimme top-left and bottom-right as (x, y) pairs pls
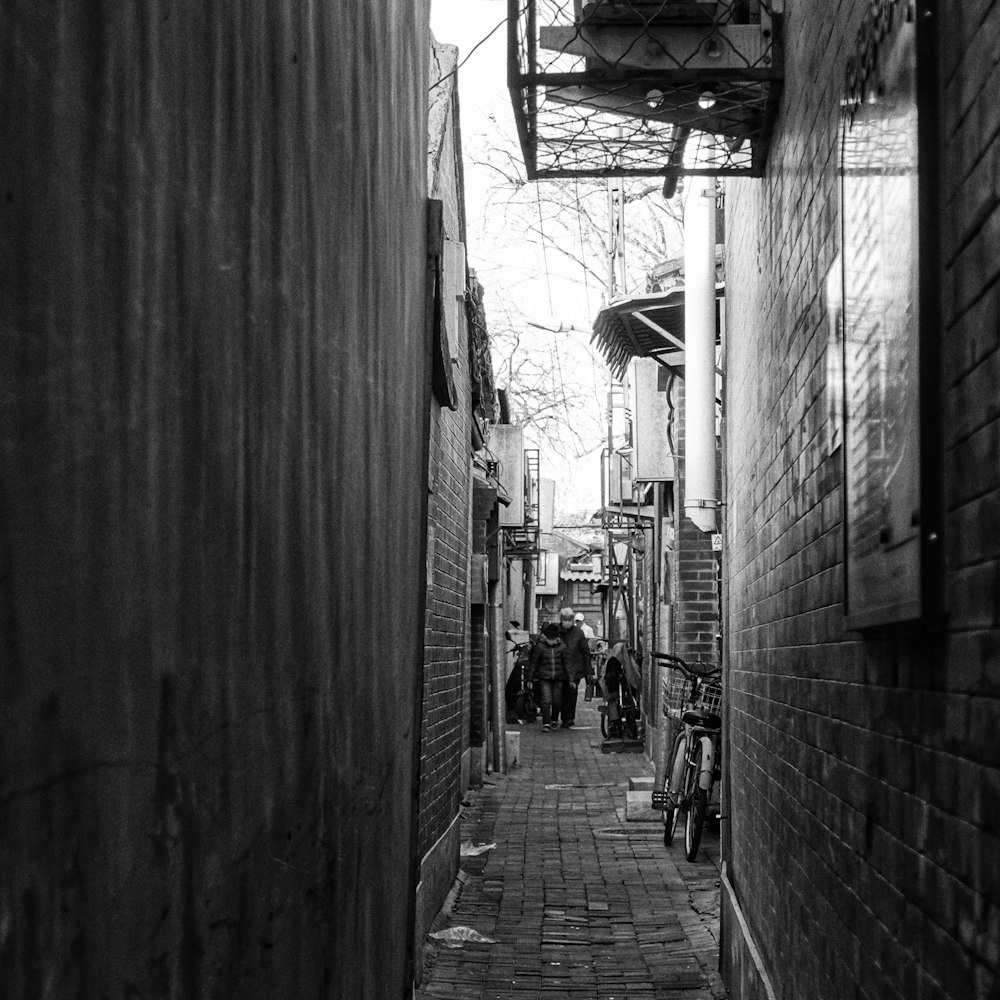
(663, 736), (687, 847)
(684, 742), (707, 861)
(625, 708), (639, 740)
(601, 695), (622, 738)
(516, 694), (536, 722)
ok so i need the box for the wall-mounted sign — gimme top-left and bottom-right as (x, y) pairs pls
(840, 0), (939, 629)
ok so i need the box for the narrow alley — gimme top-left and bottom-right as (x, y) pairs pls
(416, 698), (727, 1000)
(6, 4), (1000, 998)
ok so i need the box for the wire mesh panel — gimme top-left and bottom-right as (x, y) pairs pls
(693, 678), (722, 714)
(508, 0), (783, 179)
(661, 664), (690, 719)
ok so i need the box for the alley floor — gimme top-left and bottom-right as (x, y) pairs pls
(415, 698), (728, 1000)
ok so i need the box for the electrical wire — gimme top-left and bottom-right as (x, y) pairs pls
(428, 6), (526, 92)
(575, 178), (592, 319)
(534, 182), (555, 315)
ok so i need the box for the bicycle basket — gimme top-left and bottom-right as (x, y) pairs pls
(693, 680), (722, 715)
(661, 666), (690, 720)
(661, 665), (722, 719)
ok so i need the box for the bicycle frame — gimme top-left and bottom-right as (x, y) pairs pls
(650, 651), (722, 860)
(664, 722), (719, 804)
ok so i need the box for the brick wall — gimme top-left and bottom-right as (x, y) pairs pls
(419, 399), (471, 859)
(420, 411), (470, 851)
(723, 4), (1000, 999)
(674, 375), (721, 666)
(420, 44), (472, 863)
(470, 483), (495, 750)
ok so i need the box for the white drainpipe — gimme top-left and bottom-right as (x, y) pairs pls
(683, 183), (718, 534)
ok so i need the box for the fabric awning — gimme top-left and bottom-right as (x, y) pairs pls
(590, 285), (723, 381)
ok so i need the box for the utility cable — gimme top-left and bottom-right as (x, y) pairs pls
(534, 182), (555, 315)
(429, 5), (527, 92)
(575, 178), (592, 319)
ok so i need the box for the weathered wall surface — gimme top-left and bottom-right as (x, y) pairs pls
(0, 3), (430, 997)
(724, 3), (999, 999)
(422, 48), (471, 866)
(415, 40), (472, 978)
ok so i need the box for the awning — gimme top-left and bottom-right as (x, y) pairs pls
(590, 285), (723, 381)
(560, 567), (603, 583)
(560, 553), (603, 582)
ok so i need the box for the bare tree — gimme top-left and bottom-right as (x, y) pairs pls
(482, 289), (604, 458)
(471, 117), (683, 303)
(467, 116), (684, 464)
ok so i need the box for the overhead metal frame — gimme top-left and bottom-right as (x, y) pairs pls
(508, 0), (784, 180)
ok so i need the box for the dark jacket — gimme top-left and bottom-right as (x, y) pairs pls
(559, 624), (593, 683)
(528, 636), (568, 682)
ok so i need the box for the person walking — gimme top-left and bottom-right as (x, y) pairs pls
(557, 607), (593, 729)
(527, 621), (568, 732)
(574, 611), (595, 640)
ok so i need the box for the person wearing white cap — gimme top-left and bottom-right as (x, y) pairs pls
(573, 612), (595, 640)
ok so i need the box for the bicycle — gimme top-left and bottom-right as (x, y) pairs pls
(649, 652), (722, 861)
(504, 622), (539, 724)
(598, 641), (642, 740)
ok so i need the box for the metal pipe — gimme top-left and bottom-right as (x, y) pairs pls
(490, 600), (506, 774)
(683, 183), (718, 533)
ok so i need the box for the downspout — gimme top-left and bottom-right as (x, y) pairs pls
(490, 597), (506, 774)
(683, 183), (718, 534)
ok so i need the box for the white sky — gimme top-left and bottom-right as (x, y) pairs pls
(430, 0), (607, 515)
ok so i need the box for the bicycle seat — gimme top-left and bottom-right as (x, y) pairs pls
(682, 708), (721, 729)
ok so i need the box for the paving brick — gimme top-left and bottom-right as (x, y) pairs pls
(416, 699), (727, 1000)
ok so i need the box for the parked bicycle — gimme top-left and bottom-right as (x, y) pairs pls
(598, 641), (642, 740)
(504, 621), (539, 724)
(649, 652), (722, 861)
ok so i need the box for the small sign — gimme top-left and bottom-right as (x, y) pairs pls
(711, 533), (723, 551)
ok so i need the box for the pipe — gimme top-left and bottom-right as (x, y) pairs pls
(683, 184), (718, 533)
(490, 599), (506, 774)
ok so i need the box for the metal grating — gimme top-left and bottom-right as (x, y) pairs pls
(508, 0), (783, 180)
(505, 448), (541, 560)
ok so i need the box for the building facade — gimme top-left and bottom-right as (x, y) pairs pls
(722, 3), (1000, 998)
(416, 38), (509, 980)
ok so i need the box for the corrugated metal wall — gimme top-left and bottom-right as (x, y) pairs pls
(0, 2), (430, 996)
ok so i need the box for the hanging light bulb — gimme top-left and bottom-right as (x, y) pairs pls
(697, 90), (717, 110)
(645, 88), (664, 110)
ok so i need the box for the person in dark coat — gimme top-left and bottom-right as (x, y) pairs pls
(557, 607), (594, 728)
(527, 621), (568, 731)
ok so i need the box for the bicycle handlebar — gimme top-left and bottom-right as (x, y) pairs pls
(647, 650), (721, 681)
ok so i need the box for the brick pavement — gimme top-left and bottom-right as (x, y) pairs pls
(416, 698), (728, 1000)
